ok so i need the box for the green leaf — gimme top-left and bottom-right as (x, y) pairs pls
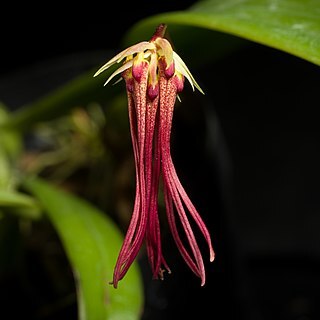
(0, 103), (23, 190)
(123, 0), (320, 67)
(0, 190), (41, 219)
(0, 190), (37, 207)
(0, 103), (22, 159)
(23, 177), (144, 320)
(1, 65), (121, 133)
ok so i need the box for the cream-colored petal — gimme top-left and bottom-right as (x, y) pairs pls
(103, 60), (133, 86)
(116, 41), (155, 63)
(154, 37), (173, 68)
(112, 77), (123, 85)
(144, 51), (152, 59)
(173, 51), (204, 94)
(148, 52), (158, 86)
(94, 41), (155, 77)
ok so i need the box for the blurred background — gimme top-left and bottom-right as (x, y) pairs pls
(1, 1), (320, 320)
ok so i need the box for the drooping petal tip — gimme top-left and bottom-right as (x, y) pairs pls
(172, 51), (205, 95)
(210, 249), (215, 262)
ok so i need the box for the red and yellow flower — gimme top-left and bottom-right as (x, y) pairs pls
(94, 24), (214, 288)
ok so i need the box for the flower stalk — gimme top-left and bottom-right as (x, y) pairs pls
(94, 23), (214, 288)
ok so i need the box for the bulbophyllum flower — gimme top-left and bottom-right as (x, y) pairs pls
(94, 23), (214, 288)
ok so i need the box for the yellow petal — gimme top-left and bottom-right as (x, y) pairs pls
(94, 41), (155, 77)
(173, 51), (204, 95)
(148, 52), (158, 86)
(103, 60), (133, 86)
(154, 37), (173, 68)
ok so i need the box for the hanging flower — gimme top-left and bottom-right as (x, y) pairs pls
(94, 24), (214, 288)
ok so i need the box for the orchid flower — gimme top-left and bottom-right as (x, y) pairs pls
(94, 24), (214, 288)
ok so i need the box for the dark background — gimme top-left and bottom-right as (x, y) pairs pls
(1, 1), (320, 320)
(0, 1), (195, 76)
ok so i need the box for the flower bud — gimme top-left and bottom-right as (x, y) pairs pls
(147, 83), (159, 100)
(164, 62), (175, 79)
(173, 73), (184, 93)
(132, 52), (148, 82)
(122, 68), (134, 93)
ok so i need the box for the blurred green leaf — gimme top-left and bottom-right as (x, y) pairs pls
(24, 177), (143, 320)
(123, 0), (320, 67)
(1, 65), (121, 133)
(0, 190), (41, 219)
(0, 103), (22, 159)
(0, 103), (23, 190)
(0, 190), (37, 207)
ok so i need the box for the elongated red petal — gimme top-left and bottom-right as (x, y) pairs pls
(158, 69), (214, 286)
(111, 62), (149, 287)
